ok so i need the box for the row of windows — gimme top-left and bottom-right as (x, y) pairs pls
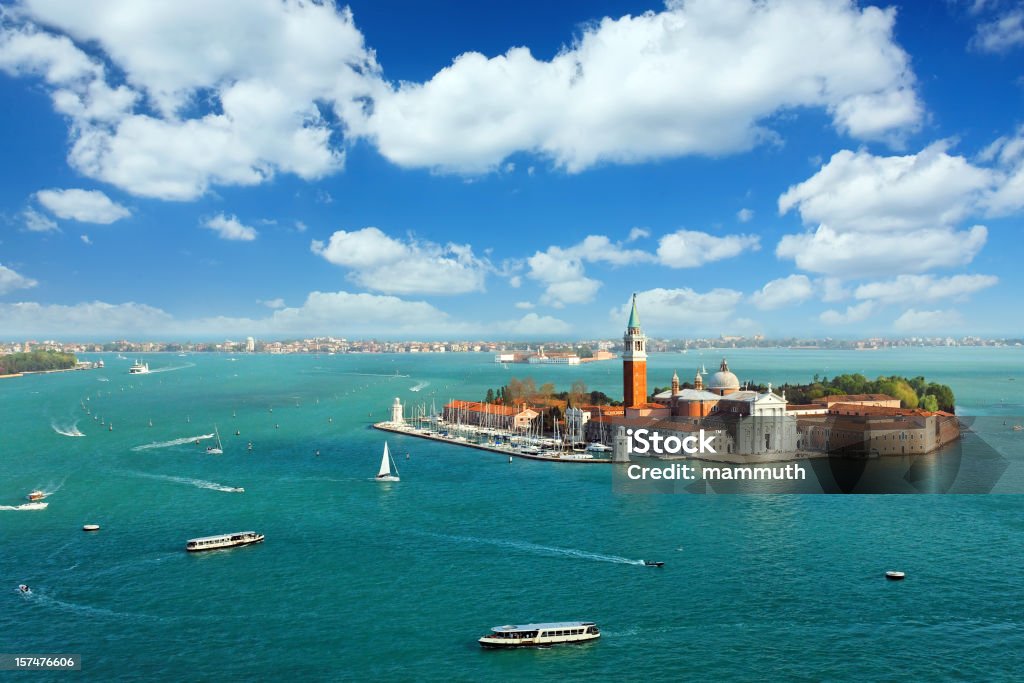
(541, 629), (585, 637)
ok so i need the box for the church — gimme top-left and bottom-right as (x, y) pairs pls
(610, 294), (799, 458)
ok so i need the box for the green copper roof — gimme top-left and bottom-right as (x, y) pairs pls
(627, 293), (640, 328)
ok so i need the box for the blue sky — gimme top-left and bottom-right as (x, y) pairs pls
(0, 0), (1022, 340)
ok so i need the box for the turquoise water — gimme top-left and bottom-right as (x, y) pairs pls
(2, 349), (1023, 681)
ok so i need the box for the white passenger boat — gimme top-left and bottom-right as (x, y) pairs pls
(479, 621), (600, 648)
(185, 531), (264, 552)
(128, 360), (150, 374)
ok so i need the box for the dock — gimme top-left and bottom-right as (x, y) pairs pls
(372, 421), (612, 464)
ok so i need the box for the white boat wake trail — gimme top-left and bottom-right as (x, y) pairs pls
(26, 591), (166, 622)
(119, 470), (243, 493)
(147, 362), (196, 374)
(132, 433), (214, 452)
(426, 532), (644, 566)
(0, 502), (48, 511)
(410, 381), (430, 392)
(51, 419), (86, 437)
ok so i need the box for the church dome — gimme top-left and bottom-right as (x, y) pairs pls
(707, 358), (740, 391)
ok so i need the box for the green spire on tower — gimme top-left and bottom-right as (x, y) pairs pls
(627, 292), (640, 329)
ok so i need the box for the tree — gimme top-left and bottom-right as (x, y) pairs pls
(921, 394), (939, 412)
(485, 388), (495, 403)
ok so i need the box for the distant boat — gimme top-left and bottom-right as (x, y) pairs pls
(26, 490), (45, 501)
(206, 425), (224, 455)
(18, 584), (31, 594)
(885, 571), (905, 581)
(375, 442), (400, 482)
(644, 560), (665, 567)
(129, 360), (150, 374)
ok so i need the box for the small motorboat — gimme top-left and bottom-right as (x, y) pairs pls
(18, 584), (30, 594)
(644, 560), (665, 567)
(885, 571), (905, 580)
(83, 524), (100, 531)
(26, 490), (45, 501)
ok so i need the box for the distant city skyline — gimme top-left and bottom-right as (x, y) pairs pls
(1, 1), (1023, 339)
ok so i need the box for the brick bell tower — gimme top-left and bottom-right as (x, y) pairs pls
(622, 293), (648, 407)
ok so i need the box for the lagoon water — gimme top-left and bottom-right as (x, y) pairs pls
(2, 349), (1023, 680)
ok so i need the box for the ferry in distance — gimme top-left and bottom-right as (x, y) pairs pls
(478, 622), (600, 648)
(185, 531), (264, 552)
(129, 360), (150, 374)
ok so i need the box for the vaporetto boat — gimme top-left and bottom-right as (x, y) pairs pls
(478, 621), (600, 648)
(185, 531), (264, 552)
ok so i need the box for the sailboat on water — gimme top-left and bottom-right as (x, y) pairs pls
(375, 442), (400, 482)
(206, 425), (224, 455)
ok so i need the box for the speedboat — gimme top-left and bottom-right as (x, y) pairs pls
(885, 571), (905, 580)
(26, 490), (45, 501)
(644, 560), (665, 567)
(18, 584), (30, 594)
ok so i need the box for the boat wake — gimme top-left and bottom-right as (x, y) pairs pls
(0, 502), (48, 511)
(147, 362), (196, 374)
(120, 470), (244, 493)
(131, 433), (215, 452)
(410, 381), (430, 392)
(51, 419), (86, 437)
(26, 591), (167, 622)
(97, 377), (110, 382)
(427, 532), (645, 566)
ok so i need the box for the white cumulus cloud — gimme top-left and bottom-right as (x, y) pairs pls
(656, 230), (760, 268)
(312, 227), (490, 295)
(0, 264), (38, 295)
(854, 274), (998, 304)
(35, 188), (130, 223)
(750, 274), (813, 310)
(202, 214), (258, 241)
(775, 141), (1015, 276)
(21, 207), (57, 232)
(609, 287), (745, 334)
(359, 0), (922, 174)
(892, 308), (963, 333)
(820, 301), (875, 325)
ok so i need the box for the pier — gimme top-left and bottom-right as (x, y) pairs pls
(372, 421), (612, 464)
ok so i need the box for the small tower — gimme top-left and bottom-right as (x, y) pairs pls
(622, 293), (648, 407)
(694, 370), (703, 391)
(671, 370), (680, 396)
(389, 397), (404, 424)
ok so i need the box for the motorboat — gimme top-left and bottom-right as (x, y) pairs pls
(18, 584), (30, 594)
(644, 560), (665, 567)
(885, 571), (905, 580)
(26, 490), (45, 501)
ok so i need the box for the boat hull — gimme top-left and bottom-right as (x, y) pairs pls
(375, 475), (399, 482)
(186, 536), (264, 552)
(479, 634), (600, 649)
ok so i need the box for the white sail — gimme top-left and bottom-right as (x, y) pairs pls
(377, 442), (392, 478)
